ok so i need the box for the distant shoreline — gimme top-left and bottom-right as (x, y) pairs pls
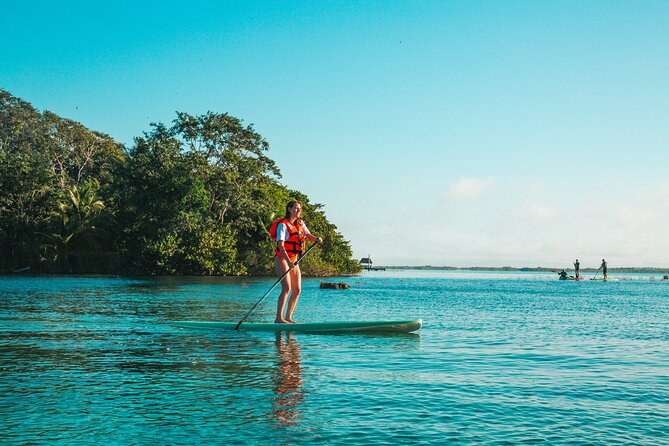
(371, 266), (669, 274)
(4, 265), (669, 277)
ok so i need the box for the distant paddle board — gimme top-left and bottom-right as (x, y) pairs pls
(590, 278), (619, 281)
(172, 319), (422, 334)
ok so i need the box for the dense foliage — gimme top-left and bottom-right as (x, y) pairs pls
(0, 89), (361, 276)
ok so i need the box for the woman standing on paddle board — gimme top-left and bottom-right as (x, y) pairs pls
(272, 200), (321, 323)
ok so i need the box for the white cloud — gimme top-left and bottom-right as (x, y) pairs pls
(528, 204), (558, 220)
(445, 178), (495, 202)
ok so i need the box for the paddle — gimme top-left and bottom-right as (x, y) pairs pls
(592, 266), (602, 280)
(235, 241), (320, 330)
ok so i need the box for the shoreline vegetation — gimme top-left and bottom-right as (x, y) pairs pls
(0, 89), (362, 277)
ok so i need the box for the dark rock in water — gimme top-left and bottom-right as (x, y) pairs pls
(320, 281), (351, 289)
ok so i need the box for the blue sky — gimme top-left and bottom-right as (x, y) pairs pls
(3, 1), (668, 267)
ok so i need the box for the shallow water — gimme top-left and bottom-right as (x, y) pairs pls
(1, 271), (668, 445)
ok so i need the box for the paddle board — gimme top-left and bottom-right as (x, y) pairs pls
(172, 319), (422, 334)
(590, 278), (619, 281)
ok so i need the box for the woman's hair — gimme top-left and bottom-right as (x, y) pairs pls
(285, 200), (303, 224)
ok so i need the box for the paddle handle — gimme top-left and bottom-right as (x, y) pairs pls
(235, 242), (319, 330)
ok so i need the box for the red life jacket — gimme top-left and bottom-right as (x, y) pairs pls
(269, 218), (305, 260)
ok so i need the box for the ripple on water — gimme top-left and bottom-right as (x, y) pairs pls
(1, 274), (668, 445)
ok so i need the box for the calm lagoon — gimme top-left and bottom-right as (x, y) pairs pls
(1, 271), (667, 445)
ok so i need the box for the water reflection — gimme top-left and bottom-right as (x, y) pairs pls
(271, 332), (303, 427)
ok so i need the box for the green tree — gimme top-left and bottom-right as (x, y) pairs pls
(2, 89), (361, 276)
(170, 112), (282, 268)
(40, 179), (105, 272)
(146, 213), (240, 275)
(0, 90), (58, 270)
(43, 111), (125, 188)
(114, 124), (245, 275)
(1, 89), (124, 272)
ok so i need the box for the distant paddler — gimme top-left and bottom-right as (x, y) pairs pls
(573, 259), (580, 279)
(270, 200), (322, 324)
(601, 259), (608, 279)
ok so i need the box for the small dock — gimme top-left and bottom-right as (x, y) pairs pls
(359, 255), (385, 271)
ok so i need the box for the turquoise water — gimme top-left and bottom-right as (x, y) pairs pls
(1, 271), (668, 445)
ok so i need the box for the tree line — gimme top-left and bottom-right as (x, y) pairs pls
(0, 89), (361, 276)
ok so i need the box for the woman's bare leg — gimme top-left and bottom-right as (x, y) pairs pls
(275, 258), (292, 323)
(284, 266), (302, 323)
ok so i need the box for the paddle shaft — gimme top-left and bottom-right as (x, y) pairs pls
(593, 266), (602, 279)
(235, 242), (319, 330)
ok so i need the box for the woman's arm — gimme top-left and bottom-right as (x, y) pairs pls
(306, 233), (322, 243)
(301, 221), (322, 244)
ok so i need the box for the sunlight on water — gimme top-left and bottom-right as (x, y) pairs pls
(1, 273), (668, 444)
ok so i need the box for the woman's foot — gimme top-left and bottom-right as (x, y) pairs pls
(275, 318), (289, 324)
(285, 318), (297, 324)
